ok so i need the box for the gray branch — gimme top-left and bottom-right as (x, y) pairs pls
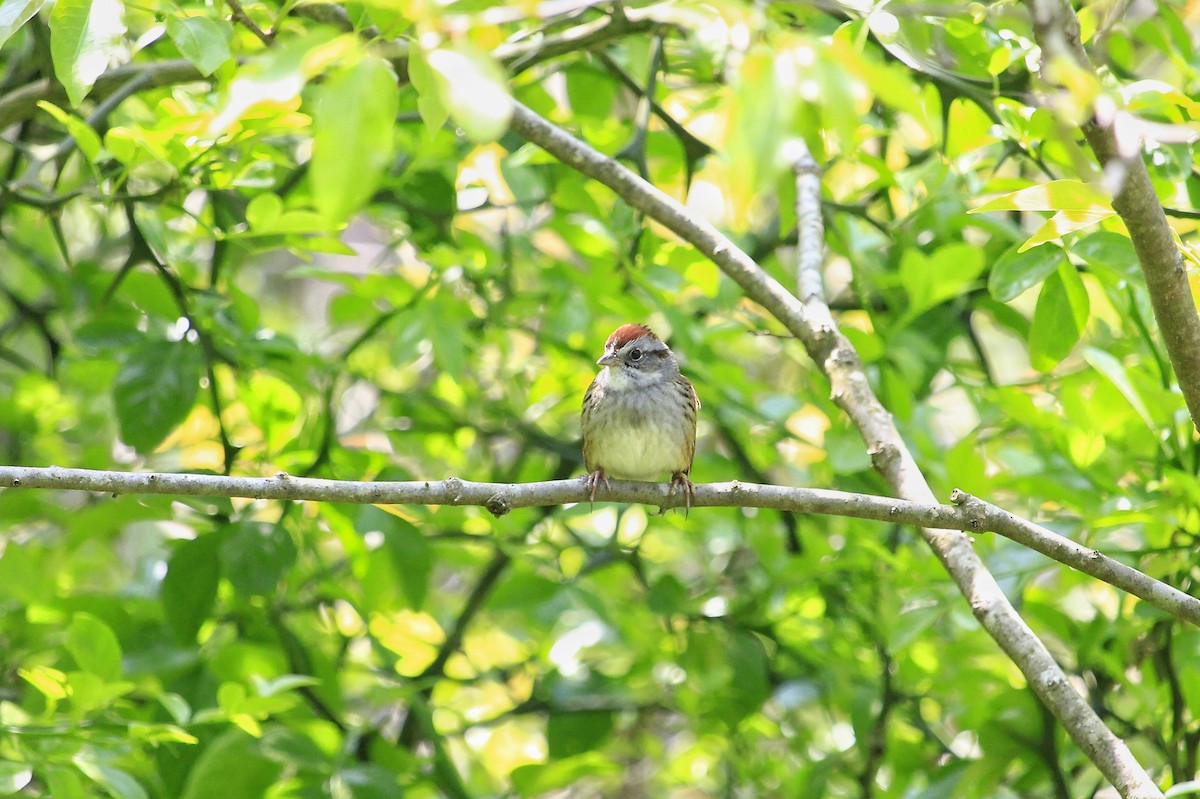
(788, 141), (1162, 799)
(0, 464), (1194, 630)
(508, 104), (1163, 799)
(1024, 0), (1200, 431)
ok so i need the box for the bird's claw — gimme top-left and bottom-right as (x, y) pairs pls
(585, 469), (610, 507)
(670, 471), (695, 516)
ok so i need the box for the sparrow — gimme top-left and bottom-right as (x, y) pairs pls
(581, 324), (700, 510)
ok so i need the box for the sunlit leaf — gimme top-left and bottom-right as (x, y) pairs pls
(165, 13), (232, 76)
(424, 44), (512, 142)
(1020, 207), (1117, 251)
(66, 613), (123, 681)
(73, 759), (147, 799)
(37, 101), (102, 161)
(0, 0), (44, 50)
(0, 762), (32, 795)
(408, 44), (449, 134)
(971, 180), (1112, 214)
(207, 29), (347, 134)
(48, 0), (126, 107)
(312, 55), (398, 224)
(1083, 347), (1156, 430)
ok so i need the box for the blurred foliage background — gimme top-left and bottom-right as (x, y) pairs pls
(0, 0), (1199, 796)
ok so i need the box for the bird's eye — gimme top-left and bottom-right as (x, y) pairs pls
(629, 348), (642, 361)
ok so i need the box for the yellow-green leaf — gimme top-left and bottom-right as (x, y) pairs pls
(165, 13), (232, 77)
(970, 179), (1112, 214)
(48, 0), (127, 107)
(312, 55), (398, 224)
(66, 613), (122, 682)
(36, 101), (102, 161)
(425, 44), (512, 142)
(0, 0), (44, 49)
(1020, 208), (1117, 251)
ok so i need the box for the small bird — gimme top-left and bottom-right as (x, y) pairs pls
(581, 324), (700, 509)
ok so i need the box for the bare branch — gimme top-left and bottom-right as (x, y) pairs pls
(790, 138), (1162, 799)
(507, 103), (1164, 799)
(1024, 0), (1200, 432)
(226, 0), (274, 45)
(950, 490), (1200, 627)
(1, 464), (1195, 631)
(0, 60), (203, 132)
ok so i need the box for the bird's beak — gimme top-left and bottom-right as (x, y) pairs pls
(597, 352), (618, 367)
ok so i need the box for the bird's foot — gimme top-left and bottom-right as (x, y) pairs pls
(669, 471), (695, 516)
(584, 468), (611, 507)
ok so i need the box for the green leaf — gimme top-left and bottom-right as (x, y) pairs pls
(312, 55), (399, 224)
(726, 44), (797, 224)
(66, 613), (122, 681)
(424, 44), (512, 142)
(245, 193), (283, 230)
(220, 522), (296, 598)
(646, 574), (690, 615)
(1083, 347), (1156, 430)
(1020, 208), (1116, 251)
(988, 243), (1066, 302)
(898, 242), (986, 323)
(358, 506), (433, 611)
(179, 730), (282, 799)
(36, 101), (102, 161)
(1070, 230), (1140, 279)
(0, 0), (45, 50)
(970, 179), (1111, 214)
(886, 603), (945, 652)
(207, 28), (345, 134)
(511, 754), (621, 797)
(330, 766), (401, 799)
(0, 762), (32, 795)
(1029, 263), (1090, 372)
(73, 759), (147, 799)
(48, 0), (127, 107)
(1166, 780), (1200, 798)
(65, 671), (136, 716)
(547, 711), (614, 758)
(945, 97), (998, 158)
(162, 534), (221, 643)
(381, 519), (430, 610)
(165, 13), (232, 77)
(251, 673), (320, 697)
(42, 766), (85, 799)
(407, 45), (449, 134)
(725, 631), (770, 723)
(112, 340), (203, 453)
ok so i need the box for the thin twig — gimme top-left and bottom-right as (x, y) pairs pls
(226, 0), (274, 45)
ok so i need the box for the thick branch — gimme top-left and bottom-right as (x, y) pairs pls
(507, 104), (1163, 798)
(1, 465), (1195, 629)
(1024, 0), (1200, 430)
(0, 60), (203, 132)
